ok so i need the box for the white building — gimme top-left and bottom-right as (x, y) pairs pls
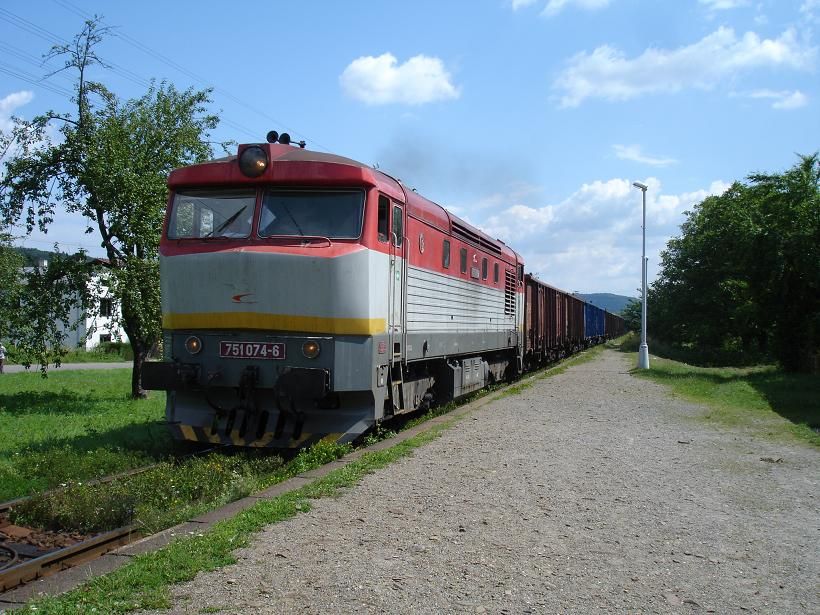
(61, 282), (127, 350)
(25, 260), (129, 350)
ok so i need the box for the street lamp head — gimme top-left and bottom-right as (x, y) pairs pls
(632, 181), (648, 191)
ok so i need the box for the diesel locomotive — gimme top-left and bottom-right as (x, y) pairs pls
(144, 133), (624, 448)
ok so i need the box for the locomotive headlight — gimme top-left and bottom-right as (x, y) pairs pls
(238, 145), (268, 178)
(185, 335), (203, 355)
(302, 340), (320, 359)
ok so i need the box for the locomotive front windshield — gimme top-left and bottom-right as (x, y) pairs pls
(168, 189), (256, 239)
(259, 189), (364, 239)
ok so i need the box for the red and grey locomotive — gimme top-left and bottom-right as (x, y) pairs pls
(144, 134), (623, 448)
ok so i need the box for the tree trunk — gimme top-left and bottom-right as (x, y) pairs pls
(131, 340), (149, 399)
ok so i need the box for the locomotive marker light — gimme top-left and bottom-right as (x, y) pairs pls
(632, 181), (650, 369)
(302, 340), (321, 359)
(238, 145), (268, 177)
(185, 335), (203, 355)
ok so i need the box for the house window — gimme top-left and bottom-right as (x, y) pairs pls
(377, 195), (389, 242)
(460, 248), (468, 274)
(481, 257), (488, 280)
(494, 262), (499, 284)
(100, 298), (113, 317)
(99, 334), (112, 344)
(443, 240), (450, 268)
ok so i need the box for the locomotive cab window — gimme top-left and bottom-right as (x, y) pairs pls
(377, 195), (389, 242)
(460, 248), (468, 274)
(442, 240), (451, 268)
(168, 189), (256, 239)
(259, 189), (365, 239)
(391, 205), (403, 246)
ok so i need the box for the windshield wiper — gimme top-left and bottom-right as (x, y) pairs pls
(204, 206), (247, 238)
(267, 235), (332, 247)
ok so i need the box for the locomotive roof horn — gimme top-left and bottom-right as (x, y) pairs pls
(266, 130), (306, 148)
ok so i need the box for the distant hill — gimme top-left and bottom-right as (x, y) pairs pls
(576, 293), (634, 315)
(12, 247), (96, 267)
(12, 246), (55, 267)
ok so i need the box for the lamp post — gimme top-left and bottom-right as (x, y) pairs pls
(632, 181), (650, 369)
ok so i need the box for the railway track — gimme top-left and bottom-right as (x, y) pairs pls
(0, 523), (138, 592)
(0, 443), (230, 593)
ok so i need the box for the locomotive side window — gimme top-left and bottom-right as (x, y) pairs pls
(260, 189), (365, 239)
(460, 248), (467, 274)
(443, 240), (451, 268)
(481, 257), (488, 280)
(494, 262), (499, 284)
(377, 195), (389, 242)
(168, 189), (255, 239)
(391, 205), (403, 246)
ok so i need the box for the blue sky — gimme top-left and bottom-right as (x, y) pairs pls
(1, 0), (817, 296)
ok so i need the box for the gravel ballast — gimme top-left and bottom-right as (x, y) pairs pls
(144, 350), (818, 614)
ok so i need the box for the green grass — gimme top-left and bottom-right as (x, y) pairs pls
(4, 342), (135, 366)
(11, 441), (351, 535)
(60, 342), (134, 363)
(631, 356), (820, 447)
(0, 369), (170, 500)
(19, 422), (454, 614)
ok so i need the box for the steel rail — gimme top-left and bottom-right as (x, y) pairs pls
(0, 525), (139, 592)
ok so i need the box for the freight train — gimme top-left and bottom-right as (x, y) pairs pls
(144, 134), (624, 448)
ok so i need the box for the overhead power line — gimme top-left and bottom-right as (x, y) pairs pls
(51, 0), (332, 151)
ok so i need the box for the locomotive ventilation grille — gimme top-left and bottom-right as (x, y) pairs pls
(504, 269), (516, 316)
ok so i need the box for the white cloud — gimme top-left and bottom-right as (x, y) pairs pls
(802, 0), (820, 14)
(511, 0), (538, 9)
(509, 0), (611, 14)
(474, 178), (730, 295)
(340, 53), (460, 105)
(554, 27), (816, 107)
(613, 144), (677, 167)
(542, 0), (612, 16)
(748, 89), (808, 109)
(699, 0), (749, 10)
(801, 0), (820, 21)
(0, 90), (34, 133)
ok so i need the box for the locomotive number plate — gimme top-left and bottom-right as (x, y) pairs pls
(219, 341), (285, 359)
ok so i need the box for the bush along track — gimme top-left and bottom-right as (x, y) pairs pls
(10, 342), (612, 613)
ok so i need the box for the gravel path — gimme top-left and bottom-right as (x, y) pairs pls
(144, 350), (818, 614)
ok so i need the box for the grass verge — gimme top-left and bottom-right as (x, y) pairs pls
(0, 369), (170, 501)
(11, 442), (350, 535)
(628, 355), (819, 448)
(19, 422), (455, 614)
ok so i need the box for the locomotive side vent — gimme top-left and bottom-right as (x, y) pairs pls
(452, 221), (503, 256)
(504, 269), (516, 316)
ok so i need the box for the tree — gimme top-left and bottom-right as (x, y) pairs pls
(0, 18), (221, 395)
(621, 296), (642, 333)
(0, 232), (24, 344)
(744, 154), (820, 370)
(648, 154), (819, 371)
